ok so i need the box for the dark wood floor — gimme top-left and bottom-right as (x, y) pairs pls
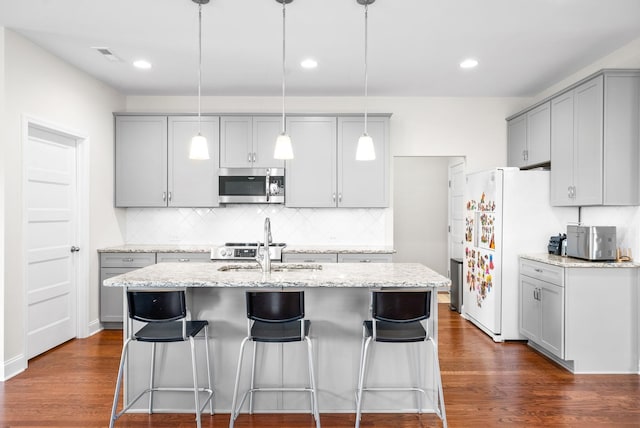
(1, 304), (638, 427)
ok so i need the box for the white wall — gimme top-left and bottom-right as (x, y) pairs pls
(2, 29), (126, 375)
(393, 157), (450, 276)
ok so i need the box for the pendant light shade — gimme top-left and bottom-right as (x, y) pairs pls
(356, 0), (376, 161)
(356, 133), (375, 161)
(190, 134), (209, 160)
(274, 0), (294, 160)
(274, 133), (294, 159)
(189, 0), (210, 160)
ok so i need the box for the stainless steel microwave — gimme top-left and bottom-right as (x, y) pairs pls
(218, 168), (285, 204)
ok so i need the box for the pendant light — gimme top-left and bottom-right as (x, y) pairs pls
(355, 0), (376, 161)
(273, 0), (294, 160)
(189, 0), (210, 160)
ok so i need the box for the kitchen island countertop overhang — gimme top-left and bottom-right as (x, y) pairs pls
(103, 261), (451, 289)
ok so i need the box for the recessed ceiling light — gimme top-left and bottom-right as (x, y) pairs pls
(460, 58), (479, 69)
(300, 58), (318, 69)
(133, 59), (152, 70)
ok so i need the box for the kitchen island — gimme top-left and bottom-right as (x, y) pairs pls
(104, 262), (450, 415)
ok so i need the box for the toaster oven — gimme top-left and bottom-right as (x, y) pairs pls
(566, 225), (616, 261)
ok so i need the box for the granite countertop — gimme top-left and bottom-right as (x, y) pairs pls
(103, 262), (450, 289)
(98, 244), (396, 254)
(520, 253), (640, 268)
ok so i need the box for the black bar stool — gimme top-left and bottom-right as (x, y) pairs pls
(229, 290), (320, 428)
(355, 289), (446, 428)
(109, 289), (214, 428)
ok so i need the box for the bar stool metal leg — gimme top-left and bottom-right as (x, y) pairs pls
(148, 343), (156, 414)
(354, 336), (372, 428)
(249, 341), (257, 414)
(230, 336), (250, 428)
(203, 325), (215, 415)
(305, 337), (321, 428)
(430, 337), (447, 428)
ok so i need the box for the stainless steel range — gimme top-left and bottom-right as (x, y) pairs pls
(210, 242), (286, 262)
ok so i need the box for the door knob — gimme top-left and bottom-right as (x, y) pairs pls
(70, 246), (80, 253)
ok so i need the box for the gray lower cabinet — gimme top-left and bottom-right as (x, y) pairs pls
(282, 253), (393, 263)
(337, 253), (393, 263)
(100, 252), (156, 327)
(282, 253), (339, 263)
(156, 252), (212, 263)
(519, 257), (638, 373)
(115, 115), (220, 207)
(519, 259), (564, 358)
(550, 70), (640, 206)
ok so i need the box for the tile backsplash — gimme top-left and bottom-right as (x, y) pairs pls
(125, 205), (391, 245)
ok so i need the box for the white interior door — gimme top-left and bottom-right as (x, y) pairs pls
(25, 125), (78, 359)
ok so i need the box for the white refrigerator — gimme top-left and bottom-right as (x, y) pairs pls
(462, 168), (577, 342)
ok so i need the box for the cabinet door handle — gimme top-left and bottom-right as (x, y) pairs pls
(248, 153), (252, 163)
(338, 193), (342, 203)
(332, 193), (336, 202)
(162, 192), (166, 201)
(253, 153), (257, 162)
(523, 150), (528, 161)
(534, 268), (543, 273)
(178, 258), (190, 262)
(168, 192), (172, 202)
(359, 259), (372, 263)
(122, 258), (134, 263)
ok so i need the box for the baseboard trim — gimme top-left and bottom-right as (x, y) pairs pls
(3, 353), (26, 381)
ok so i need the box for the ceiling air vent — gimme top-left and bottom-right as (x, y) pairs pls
(92, 47), (122, 62)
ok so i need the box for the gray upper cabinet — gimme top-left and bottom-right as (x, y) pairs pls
(220, 116), (284, 168)
(115, 116), (168, 207)
(285, 117), (337, 207)
(115, 115), (220, 207)
(507, 102), (551, 168)
(507, 114), (527, 168)
(338, 117), (390, 207)
(285, 116), (390, 208)
(550, 71), (640, 206)
(168, 116), (220, 207)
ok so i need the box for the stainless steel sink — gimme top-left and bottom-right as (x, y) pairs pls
(217, 263), (323, 272)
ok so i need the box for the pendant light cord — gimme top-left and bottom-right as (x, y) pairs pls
(281, 1), (287, 134)
(363, 3), (369, 135)
(197, 3), (203, 134)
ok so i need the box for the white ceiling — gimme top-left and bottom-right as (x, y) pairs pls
(1, 0), (640, 97)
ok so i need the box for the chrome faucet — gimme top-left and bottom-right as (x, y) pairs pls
(256, 217), (272, 273)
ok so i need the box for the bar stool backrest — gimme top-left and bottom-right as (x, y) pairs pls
(372, 290), (431, 323)
(246, 291), (305, 323)
(127, 290), (187, 323)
